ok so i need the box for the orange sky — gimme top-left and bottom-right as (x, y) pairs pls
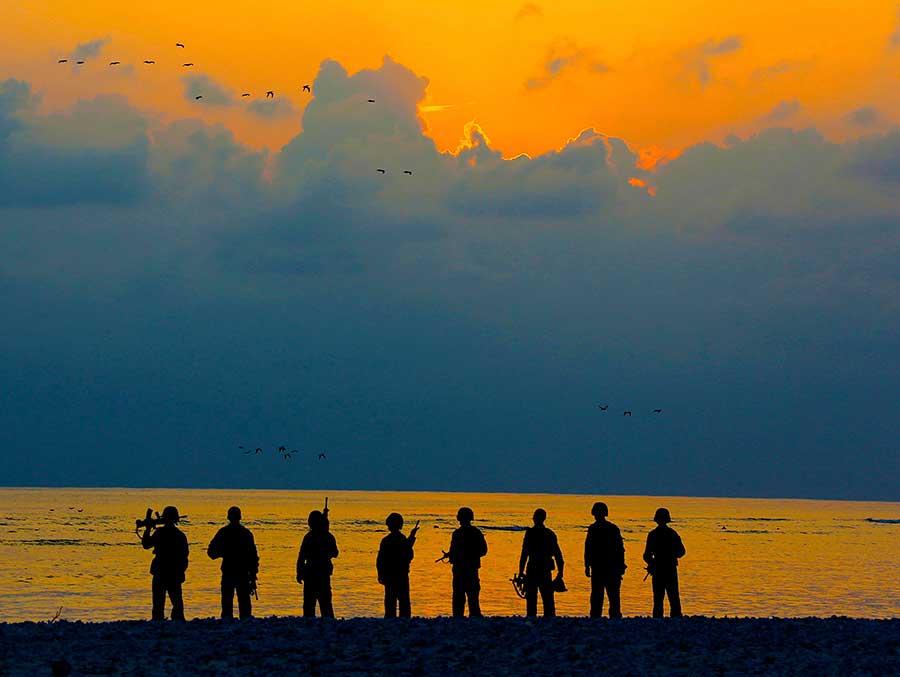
(3, 0), (899, 158)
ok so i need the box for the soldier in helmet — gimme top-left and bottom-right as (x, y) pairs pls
(518, 508), (565, 617)
(296, 509), (339, 617)
(376, 512), (419, 617)
(643, 507), (685, 618)
(207, 506), (259, 619)
(141, 505), (189, 621)
(447, 506), (488, 617)
(584, 501), (626, 618)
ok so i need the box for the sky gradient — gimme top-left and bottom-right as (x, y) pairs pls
(0, 2), (898, 499)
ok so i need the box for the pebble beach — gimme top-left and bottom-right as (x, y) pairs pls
(2, 616), (898, 675)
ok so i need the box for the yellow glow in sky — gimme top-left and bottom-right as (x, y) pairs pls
(3, 1), (899, 157)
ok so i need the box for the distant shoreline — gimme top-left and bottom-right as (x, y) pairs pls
(1, 485), (899, 505)
(2, 617), (897, 675)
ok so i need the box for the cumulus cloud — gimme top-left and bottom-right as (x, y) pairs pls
(846, 106), (880, 127)
(525, 39), (609, 90)
(750, 58), (814, 82)
(0, 58), (898, 499)
(246, 96), (298, 119)
(681, 35), (743, 86)
(71, 37), (111, 61)
(760, 99), (802, 124)
(515, 3), (542, 21)
(0, 80), (149, 206)
(182, 74), (234, 106)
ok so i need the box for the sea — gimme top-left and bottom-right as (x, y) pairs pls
(0, 488), (897, 622)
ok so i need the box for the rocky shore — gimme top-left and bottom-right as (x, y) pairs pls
(1, 616), (897, 675)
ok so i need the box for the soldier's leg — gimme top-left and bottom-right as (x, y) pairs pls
(168, 580), (185, 621)
(220, 576), (234, 618)
(151, 576), (166, 621)
(236, 578), (252, 619)
(319, 577), (335, 618)
(525, 576), (538, 617)
(397, 575), (411, 618)
(303, 581), (317, 617)
(384, 582), (397, 618)
(451, 574), (466, 617)
(651, 572), (666, 618)
(667, 570), (682, 618)
(467, 574), (482, 617)
(541, 578), (556, 618)
(589, 574), (604, 618)
(606, 577), (623, 618)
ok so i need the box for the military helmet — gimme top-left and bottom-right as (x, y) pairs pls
(654, 507), (672, 524)
(160, 506), (181, 523)
(386, 512), (404, 530)
(227, 506), (242, 522)
(457, 506), (474, 523)
(591, 501), (609, 518)
(533, 508), (547, 524)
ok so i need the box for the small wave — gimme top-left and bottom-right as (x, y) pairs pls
(481, 525), (527, 532)
(865, 518), (900, 524)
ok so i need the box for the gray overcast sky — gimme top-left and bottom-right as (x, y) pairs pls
(1, 60), (898, 500)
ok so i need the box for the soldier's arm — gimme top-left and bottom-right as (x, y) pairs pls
(518, 533), (528, 575)
(674, 532), (685, 559)
(553, 535), (564, 576)
(330, 534), (339, 559)
(181, 533), (190, 572)
(479, 530), (488, 557)
(616, 526), (626, 571)
(207, 530), (222, 560)
(249, 533), (260, 577)
(141, 529), (155, 550)
(583, 529), (591, 573)
(642, 532), (654, 565)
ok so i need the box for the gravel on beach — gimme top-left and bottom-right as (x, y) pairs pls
(1, 616), (898, 675)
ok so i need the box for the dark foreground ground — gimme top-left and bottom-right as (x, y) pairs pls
(1, 616), (898, 675)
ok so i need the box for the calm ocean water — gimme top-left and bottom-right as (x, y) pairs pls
(0, 488), (897, 621)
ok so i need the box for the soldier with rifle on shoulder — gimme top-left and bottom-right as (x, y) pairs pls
(139, 506), (189, 621)
(296, 497), (339, 617)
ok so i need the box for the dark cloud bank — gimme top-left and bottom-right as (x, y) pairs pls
(0, 57), (898, 500)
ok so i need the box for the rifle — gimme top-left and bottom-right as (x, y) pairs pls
(250, 578), (259, 600)
(323, 496), (330, 529)
(409, 520), (420, 546)
(435, 550), (450, 563)
(643, 565), (653, 582)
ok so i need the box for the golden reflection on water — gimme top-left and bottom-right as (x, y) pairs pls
(0, 488), (897, 621)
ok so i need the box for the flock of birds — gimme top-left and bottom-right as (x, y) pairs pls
(239, 445), (327, 463)
(57, 42), (417, 176)
(597, 404), (663, 416)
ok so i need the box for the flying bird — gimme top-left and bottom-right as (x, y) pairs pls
(241, 93), (250, 97)
(182, 63), (194, 67)
(76, 61), (85, 65)
(367, 99), (375, 103)
(597, 405), (609, 411)
(653, 409), (663, 414)
(278, 446), (287, 453)
(58, 59), (68, 64)
(194, 95), (203, 100)
(403, 170), (413, 175)
(109, 61), (120, 66)
(176, 43), (185, 48)
(302, 84), (311, 92)
(266, 90), (274, 98)
(317, 453), (327, 461)
(623, 411), (632, 416)
(377, 168), (386, 174)
(143, 60), (155, 64)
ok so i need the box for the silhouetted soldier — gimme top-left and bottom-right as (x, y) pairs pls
(584, 501), (626, 618)
(643, 507), (685, 618)
(518, 508), (564, 617)
(141, 505), (189, 621)
(296, 509), (339, 617)
(376, 512), (419, 618)
(447, 507), (488, 617)
(207, 506), (259, 619)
